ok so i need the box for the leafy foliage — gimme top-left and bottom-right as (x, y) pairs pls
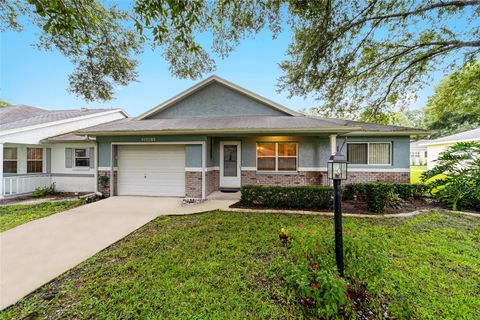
(1, 0), (478, 115)
(424, 61), (480, 137)
(284, 224), (385, 318)
(344, 182), (426, 202)
(32, 182), (57, 197)
(364, 183), (396, 213)
(0, 98), (10, 107)
(240, 185), (333, 210)
(421, 142), (480, 210)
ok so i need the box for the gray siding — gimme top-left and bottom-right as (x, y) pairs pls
(146, 82), (288, 119)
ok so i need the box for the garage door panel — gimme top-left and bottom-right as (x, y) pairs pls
(117, 145), (186, 196)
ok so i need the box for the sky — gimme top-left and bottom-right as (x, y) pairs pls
(0, 9), (447, 117)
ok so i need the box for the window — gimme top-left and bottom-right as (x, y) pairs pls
(257, 142), (297, 171)
(27, 148), (43, 173)
(347, 142), (391, 165)
(74, 148), (90, 167)
(3, 147), (17, 173)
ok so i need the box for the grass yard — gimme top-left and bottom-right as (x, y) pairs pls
(0, 200), (86, 232)
(1, 211), (479, 319)
(410, 165), (427, 183)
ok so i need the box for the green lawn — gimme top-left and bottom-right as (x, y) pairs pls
(1, 211), (479, 319)
(0, 200), (86, 232)
(410, 165), (427, 183)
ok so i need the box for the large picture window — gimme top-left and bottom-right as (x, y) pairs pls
(3, 147), (17, 173)
(257, 142), (297, 171)
(74, 148), (90, 167)
(347, 142), (391, 165)
(27, 148), (43, 173)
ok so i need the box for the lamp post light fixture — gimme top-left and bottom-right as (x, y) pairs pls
(327, 151), (348, 277)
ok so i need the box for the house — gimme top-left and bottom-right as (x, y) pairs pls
(77, 76), (425, 199)
(0, 105), (127, 199)
(421, 128), (480, 169)
(409, 140), (428, 166)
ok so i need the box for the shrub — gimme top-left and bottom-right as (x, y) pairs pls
(345, 183), (426, 201)
(364, 182), (395, 213)
(98, 175), (109, 188)
(283, 224), (385, 318)
(240, 185), (333, 210)
(421, 142), (480, 211)
(32, 183), (57, 197)
(343, 183), (367, 200)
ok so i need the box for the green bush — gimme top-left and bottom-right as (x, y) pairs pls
(345, 182), (427, 201)
(240, 185), (333, 210)
(32, 183), (57, 197)
(283, 225), (385, 318)
(364, 183), (395, 213)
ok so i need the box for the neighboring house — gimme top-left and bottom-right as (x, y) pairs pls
(421, 128), (480, 170)
(409, 140), (428, 166)
(0, 105), (127, 199)
(78, 76), (425, 200)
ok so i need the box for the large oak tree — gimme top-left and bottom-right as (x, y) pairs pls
(1, 0), (479, 119)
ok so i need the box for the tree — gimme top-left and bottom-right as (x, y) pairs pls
(1, 1), (479, 113)
(421, 142), (480, 211)
(0, 99), (10, 107)
(424, 61), (480, 137)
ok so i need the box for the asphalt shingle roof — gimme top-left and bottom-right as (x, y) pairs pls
(0, 105), (113, 131)
(422, 128), (480, 145)
(78, 115), (424, 135)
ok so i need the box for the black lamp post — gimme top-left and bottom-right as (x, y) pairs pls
(327, 151), (348, 277)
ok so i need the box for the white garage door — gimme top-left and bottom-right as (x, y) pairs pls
(117, 145), (185, 196)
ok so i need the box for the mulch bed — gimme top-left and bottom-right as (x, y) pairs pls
(230, 197), (445, 215)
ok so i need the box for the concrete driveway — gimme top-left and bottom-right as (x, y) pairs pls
(0, 196), (236, 310)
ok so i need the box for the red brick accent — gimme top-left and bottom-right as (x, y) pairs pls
(206, 170), (219, 195)
(97, 170), (117, 197)
(241, 171), (325, 186)
(345, 171), (410, 184)
(185, 171), (202, 198)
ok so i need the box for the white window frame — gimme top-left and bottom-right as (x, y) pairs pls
(3, 147), (18, 174)
(347, 142), (392, 165)
(74, 148), (90, 168)
(256, 142), (298, 172)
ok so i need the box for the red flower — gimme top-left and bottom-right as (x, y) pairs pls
(333, 275), (339, 280)
(312, 264), (318, 270)
(298, 223), (305, 229)
(311, 281), (319, 291)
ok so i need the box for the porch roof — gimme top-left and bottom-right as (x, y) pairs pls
(77, 115), (425, 136)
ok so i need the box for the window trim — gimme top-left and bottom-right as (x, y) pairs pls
(74, 148), (90, 168)
(256, 142), (298, 172)
(3, 147), (18, 174)
(27, 147), (44, 173)
(347, 142), (392, 166)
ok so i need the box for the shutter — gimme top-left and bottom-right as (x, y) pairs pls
(46, 148), (52, 173)
(89, 147), (95, 168)
(65, 148), (73, 168)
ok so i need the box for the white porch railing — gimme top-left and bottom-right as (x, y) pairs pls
(2, 174), (52, 197)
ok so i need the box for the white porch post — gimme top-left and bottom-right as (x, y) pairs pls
(201, 141), (206, 200)
(329, 134), (337, 155)
(0, 143), (4, 199)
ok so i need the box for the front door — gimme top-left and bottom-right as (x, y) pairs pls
(220, 141), (241, 189)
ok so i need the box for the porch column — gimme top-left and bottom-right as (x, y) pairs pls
(201, 141), (206, 200)
(329, 134), (337, 155)
(0, 144), (3, 199)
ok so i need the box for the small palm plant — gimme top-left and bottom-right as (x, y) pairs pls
(421, 142), (480, 211)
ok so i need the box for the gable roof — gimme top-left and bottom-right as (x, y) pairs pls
(0, 106), (127, 132)
(421, 127), (480, 146)
(136, 75), (301, 120)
